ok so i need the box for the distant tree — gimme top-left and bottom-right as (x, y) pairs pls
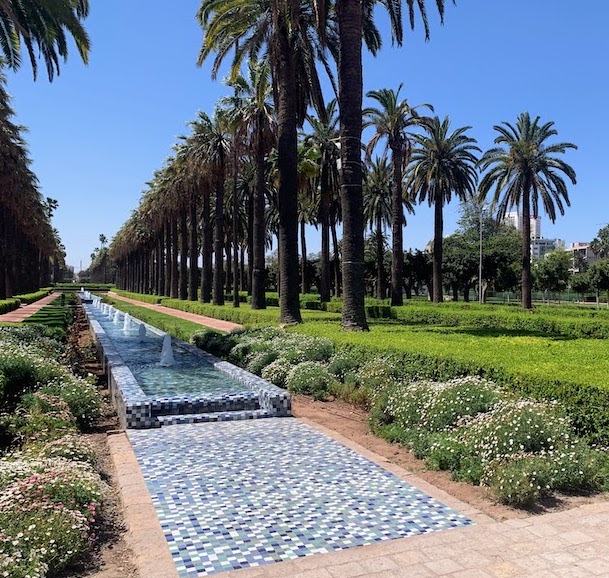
(478, 112), (577, 309)
(570, 272), (592, 300)
(404, 249), (432, 298)
(533, 250), (572, 302)
(408, 116), (479, 303)
(590, 225), (609, 259)
(587, 259), (609, 308)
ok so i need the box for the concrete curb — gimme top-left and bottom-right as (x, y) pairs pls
(107, 431), (178, 578)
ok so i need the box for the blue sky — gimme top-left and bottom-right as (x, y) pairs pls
(9, 1), (607, 271)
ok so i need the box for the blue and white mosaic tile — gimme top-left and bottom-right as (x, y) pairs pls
(128, 418), (473, 577)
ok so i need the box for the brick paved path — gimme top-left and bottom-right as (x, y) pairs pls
(0, 292), (59, 323)
(107, 292), (242, 333)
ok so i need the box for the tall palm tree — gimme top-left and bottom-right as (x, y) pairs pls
(187, 110), (231, 306)
(364, 84), (431, 305)
(198, 0), (332, 324)
(407, 116), (479, 303)
(0, 0), (90, 80)
(478, 112), (577, 309)
(304, 99), (340, 303)
(363, 156), (392, 299)
(222, 59), (276, 310)
(334, 0), (451, 328)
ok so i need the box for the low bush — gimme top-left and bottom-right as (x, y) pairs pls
(31, 434), (98, 468)
(13, 289), (52, 305)
(246, 350), (279, 374)
(0, 298), (20, 314)
(327, 351), (361, 381)
(285, 361), (336, 400)
(261, 358), (293, 388)
(113, 290), (163, 304)
(191, 329), (236, 358)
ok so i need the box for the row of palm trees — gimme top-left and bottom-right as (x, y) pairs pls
(110, 1), (577, 320)
(0, 0), (91, 297)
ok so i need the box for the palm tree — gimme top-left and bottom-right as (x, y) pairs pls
(222, 59), (276, 310)
(364, 84), (431, 305)
(478, 112), (577, 309)
(187, 110), (231, 306)
(363, 156), (392, 299)
(407, 116), (480, 303)
(334, 0), (451, 328)
(304, 99), (340, 303)
(0, 0), (91, 80)
(198, 0), (332, 324)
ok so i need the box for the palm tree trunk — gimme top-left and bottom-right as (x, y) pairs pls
(432, 197), (443, 303)
(247, 188), (254, 294)
(300, 220), (308, 294)
(225, 237), (232, 294)
(201, 191), (212, 303)
(189, 190), (198, 301)
(157, 229), (164, 296)
(390, 147), (404, 306)
(376, 213), (384, 299)
(273, 24), (302, 324)
(179, 208), (188, 300)
(521, 184), (533, 309)
(251, 124), (267, 309)
(331, 220), (341, 297)
(164, 223), (171, 297)
(337, 0), (368, 330)
(213, 169), (225, 306)
(232, 152), (240, 308)
(319, 160), (331, 302)
(171, 218), (179, 299)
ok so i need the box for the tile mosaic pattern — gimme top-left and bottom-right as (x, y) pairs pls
(128, 419), (473, 577)
(82, 303), (291, 428)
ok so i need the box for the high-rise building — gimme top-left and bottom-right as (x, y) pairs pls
(504, 211), (542, 238)
(564, 242), (600, 273)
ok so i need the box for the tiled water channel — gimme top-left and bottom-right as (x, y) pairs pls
(83, 294), (473, 577)
(129, 419), (474, 577)
(81, 297), (290, 427)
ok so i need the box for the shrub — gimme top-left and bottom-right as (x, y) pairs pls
(40, 377), (103, 430)
(0, 298), (20, 315)
(0, 499), (90, 574)
(285, 361), (336, 401)
(191, 329), (236, 358)
(13, 289), (52, 305)
(261, 358), (293, 388)
(280, 336), (334, 364)
(327, 351), (360, 381)
(246, 350), (279, 375)
(421, 377), (501, 432)
(33, 434), (98, 469)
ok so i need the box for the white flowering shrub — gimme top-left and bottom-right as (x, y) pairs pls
(245, 351), (278, 375)
(35, 435), (99, 469)
(327, 351), (360, 381)
(285, 361), (336, 400)
(261, 358), (293, 388)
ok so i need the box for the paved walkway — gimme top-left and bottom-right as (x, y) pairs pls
(109, 418), (609, 578)
(0, 291), (59, 323)
(107, 292), (242, 333)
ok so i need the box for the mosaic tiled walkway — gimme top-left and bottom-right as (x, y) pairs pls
(128, 418), (472, 577)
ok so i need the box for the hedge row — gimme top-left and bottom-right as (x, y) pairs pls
(293, 323), (609, 446)
(0, 299), (20, 315)
(54, 283), (113, 291)
(13, 288), (53, 305)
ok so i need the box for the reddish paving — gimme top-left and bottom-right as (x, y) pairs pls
(0, 292), (60, 323)
(107, 292), (242, 333)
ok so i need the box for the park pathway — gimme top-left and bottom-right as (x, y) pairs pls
(0, 291), (59, 323)
(107, 292), (242, 333)
(101, 294), (609, 577)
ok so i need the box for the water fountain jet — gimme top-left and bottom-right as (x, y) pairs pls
(160, 334), (175, 367)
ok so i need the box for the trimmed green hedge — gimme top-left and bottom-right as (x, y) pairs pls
(0, 299), (20, 315)
(13, 288), (53, 305)
(113, 290), (163, 304)
(293, 322), (609, 445)
(54, 283), (113, 291)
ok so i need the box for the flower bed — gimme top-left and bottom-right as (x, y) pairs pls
(192, 326), (609, 507)
(0, 326), (107, 576)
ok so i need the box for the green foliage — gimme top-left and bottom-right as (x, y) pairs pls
(191, 329), (236, 357)
(534, 250), (572, 295)
(261, 358), (293, 388)
(39, 377), (103, 430)
(285, 362), (336, 400)
(0, 298), (20, 315)
(294, 321), (609, 444)
(246, 350), (279, 374)
(113, 290), (163, 304)
(327, 351), (361, 380)
(13, 289), (53, 305)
